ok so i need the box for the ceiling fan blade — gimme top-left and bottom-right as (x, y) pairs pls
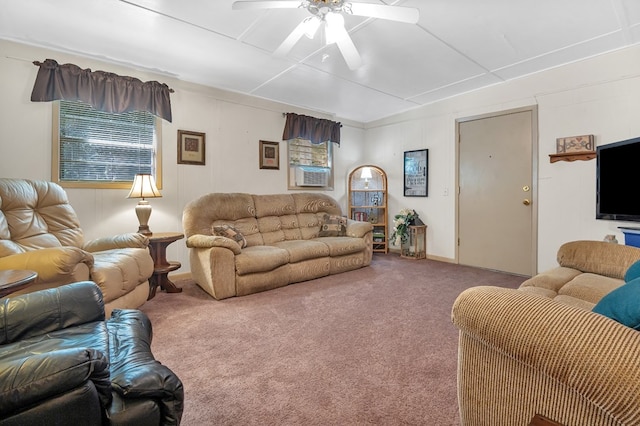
(332, 24), (362, 70)
(348, 3), (419, 24)
(273, 19), (308, 57)
(232, 1), (302, 11)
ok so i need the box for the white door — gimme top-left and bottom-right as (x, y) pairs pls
(457, 108), (537, 276)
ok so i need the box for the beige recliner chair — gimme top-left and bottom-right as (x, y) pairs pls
(0, 178), (153, 315)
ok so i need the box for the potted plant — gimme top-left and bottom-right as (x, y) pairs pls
(390, 208), (420, 246)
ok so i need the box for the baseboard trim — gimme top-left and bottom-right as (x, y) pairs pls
(427, 254), (455, 263)
(169, 271), (192, 281)
(387, 249), (455, 264)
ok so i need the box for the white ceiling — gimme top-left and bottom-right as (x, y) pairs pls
(2, 0), (640, 124)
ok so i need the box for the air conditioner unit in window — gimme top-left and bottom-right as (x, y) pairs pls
(295, 166), (329, 187)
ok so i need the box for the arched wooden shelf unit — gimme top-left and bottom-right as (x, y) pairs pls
(348, 165), (388, 253)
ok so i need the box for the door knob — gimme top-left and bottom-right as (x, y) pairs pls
(523, 199), (531, 206)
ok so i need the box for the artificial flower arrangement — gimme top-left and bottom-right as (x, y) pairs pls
(389, 208), (418, 246)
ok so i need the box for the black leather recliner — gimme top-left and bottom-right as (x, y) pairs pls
(0, 281), (184, 425)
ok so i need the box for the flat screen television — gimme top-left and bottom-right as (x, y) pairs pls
(596, 136), (640, 222)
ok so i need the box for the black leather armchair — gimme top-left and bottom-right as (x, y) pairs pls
(0, 282), (183, 425)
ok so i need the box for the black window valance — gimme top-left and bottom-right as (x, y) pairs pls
(31, 59), (173, 122)
(282, 112), (341, 145)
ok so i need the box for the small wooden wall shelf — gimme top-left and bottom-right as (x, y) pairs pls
(549, 151), (596, 163)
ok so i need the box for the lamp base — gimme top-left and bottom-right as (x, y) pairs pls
(137, 225), (152, 236)
(135, 200), (154, 236)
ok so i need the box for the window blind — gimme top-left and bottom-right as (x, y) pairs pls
(58, 100), (156, 183)
(288, 138), (330, 167)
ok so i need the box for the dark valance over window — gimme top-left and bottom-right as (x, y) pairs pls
(282, 112), (341, 145)
(31, 59), (173, 122)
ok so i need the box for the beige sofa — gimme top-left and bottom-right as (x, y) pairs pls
(0, 178), (154, 316)
(182, 192), (373, 300)
(452, 240), (640, 426)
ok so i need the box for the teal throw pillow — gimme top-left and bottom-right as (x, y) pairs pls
(593, 278), (640, 330)
(625, 259), (640, 282)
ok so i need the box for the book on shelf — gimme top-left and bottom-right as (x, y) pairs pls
(353, 211), (368, 221)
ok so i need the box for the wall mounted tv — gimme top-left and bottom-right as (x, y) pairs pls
(596, 136), (640, 222)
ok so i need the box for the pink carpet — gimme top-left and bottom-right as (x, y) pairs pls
(141, 254), (526, 425)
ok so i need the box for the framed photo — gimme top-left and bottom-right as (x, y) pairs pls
(259, 140), (279, 170)
(177, 130), (206, 165)
(404, 149), (428, 197)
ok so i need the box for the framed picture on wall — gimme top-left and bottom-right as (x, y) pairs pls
(259, 140), (279, 170)
(404, 149), (428, 197)
(177, 130), (206, 165)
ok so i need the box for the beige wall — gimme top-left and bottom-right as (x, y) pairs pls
(4, 38), (640, 276)
(0, 40), (365, 273)
(363, 44), (640, 272)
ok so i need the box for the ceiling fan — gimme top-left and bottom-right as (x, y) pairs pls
(232, 0), (420, 70)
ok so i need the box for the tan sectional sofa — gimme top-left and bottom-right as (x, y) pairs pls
(182, 192), (374, 300)
(0, 178), (154, 316)
(452, 240), (640, 426)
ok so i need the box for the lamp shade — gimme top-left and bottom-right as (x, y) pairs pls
(127, 174), (162, 200)
(360, 167), (373, 180)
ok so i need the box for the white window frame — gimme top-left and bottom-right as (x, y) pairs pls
(52, 100), (162, 189)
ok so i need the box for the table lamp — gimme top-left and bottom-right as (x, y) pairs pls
(127, 173), (162, 235)
(360, 167), (373, 188)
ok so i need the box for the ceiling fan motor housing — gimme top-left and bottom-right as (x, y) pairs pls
(305, 0), (352, 18)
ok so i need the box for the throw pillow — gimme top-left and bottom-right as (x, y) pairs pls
(213, 225), (247, 248)
(625, 259), (640, 282)
(592, 278), (640, 330)
(318, 214), (347, 237)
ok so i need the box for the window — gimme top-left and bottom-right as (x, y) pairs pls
(53, 100), (162, 189)
(287, 138), (333, 190)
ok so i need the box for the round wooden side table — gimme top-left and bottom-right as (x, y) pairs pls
(0, 269), (38, 298)
(147, 232), (184, 299)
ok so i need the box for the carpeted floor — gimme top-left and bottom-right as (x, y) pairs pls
(141, 254), (526, 426)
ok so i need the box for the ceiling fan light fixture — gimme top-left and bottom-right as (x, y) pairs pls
(324, 11), (344, 45)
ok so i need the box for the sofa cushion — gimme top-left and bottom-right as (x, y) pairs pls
(518, 267), (582, 293)
(291, 193), (342, 216)
(318, 214), (347, 237)
(593, 278), (640, 329)
(0, 179), (85, 254)
(253, 194), (296, 217)
(316, 236), (367, 257)
(235, 246), (290, 275)
(556, 240), (640, 280)
(257, 216), (286, 244)
(557, 273), (623, 305)
(297, 213), (322, 240)
(0, 347), (111, 416)
(273, 240), (330, 263)
(91, 248), (154, 304)
(279, 214), (304, 240)
(553, 295), (597, 311)
(517, 286), (558, 299)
